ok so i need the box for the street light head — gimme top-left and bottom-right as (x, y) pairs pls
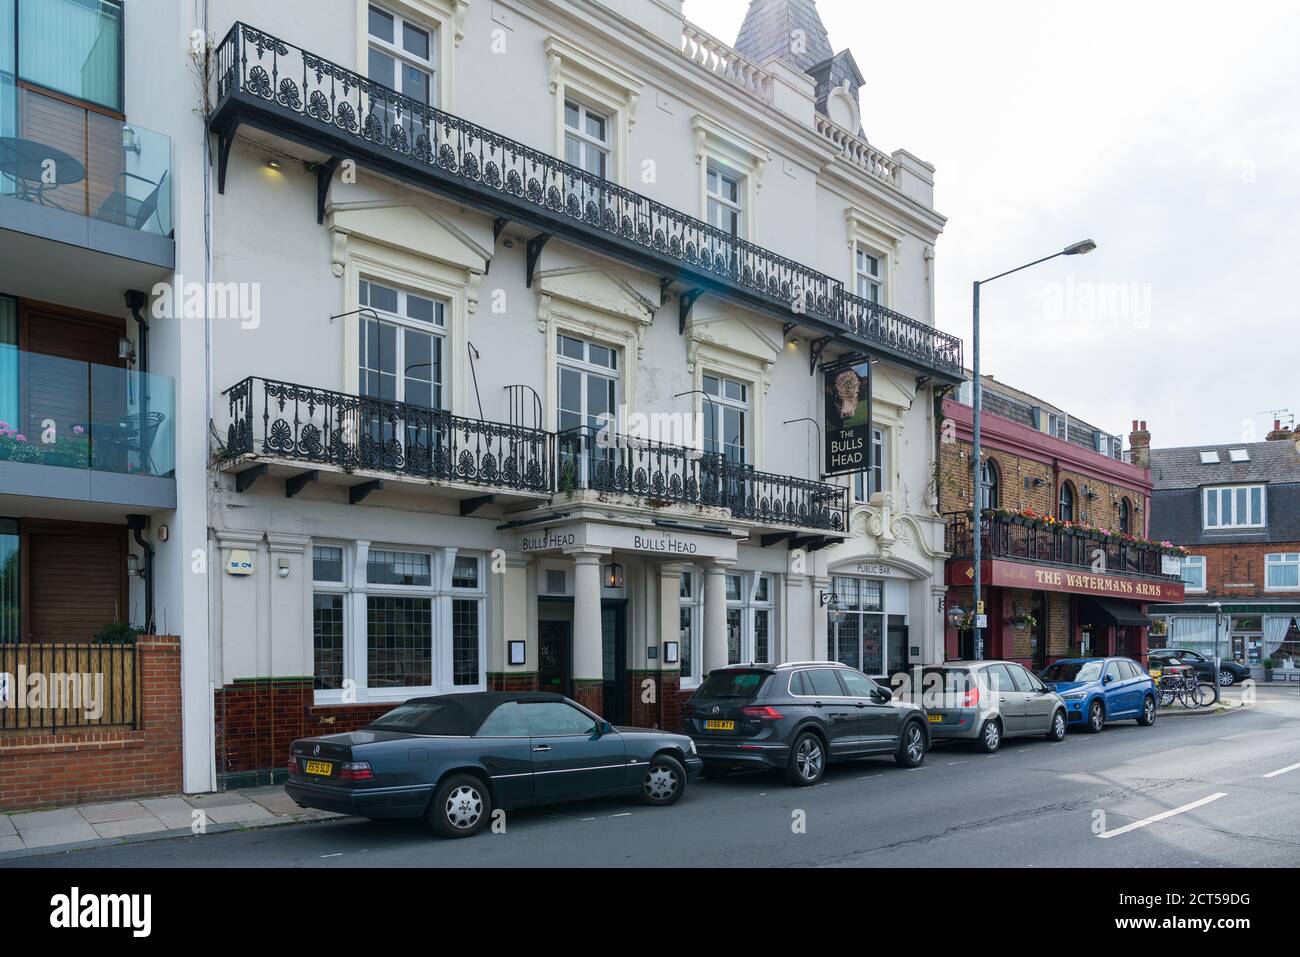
(1064, 239), (1097, 256)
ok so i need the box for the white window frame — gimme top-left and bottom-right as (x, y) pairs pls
(724, 571), (776, 665)
(678, 570), (702, 688)
(556, 332), (620, 429)
(311, 543), (350, 693)
(358, 278), (448, 408)
(366, 2), (438, 106)
(854, 245), (884, 303)
(546, 35), (641, 186)
(563, 98), (611, 178)
(1265, 553), (1300, 592)
(1181, 555), (1207, 593)
(702, 371), (749, 464)
(853, 427), (888, 504)
(706, 161), (746, 239)
(1203, 484), (1266, 530)
(693, 115), (768, 241)
(828, 575), (895, 677)
(312, 542), (486, 705)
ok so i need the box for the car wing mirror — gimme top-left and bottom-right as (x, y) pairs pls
(874, 687), (893, 702)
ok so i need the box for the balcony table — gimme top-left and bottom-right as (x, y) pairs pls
(0, 137), (86, 208)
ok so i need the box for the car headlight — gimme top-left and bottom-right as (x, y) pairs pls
(1063, 691), (1087, 700)
(687, 738), (697, 755)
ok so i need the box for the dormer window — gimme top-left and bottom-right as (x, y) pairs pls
(1203, 484), (1265, 530)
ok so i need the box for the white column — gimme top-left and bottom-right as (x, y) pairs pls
(703, 561), (732, 675)
(569, 549), (608, 683)
(813, 574), (831, 661)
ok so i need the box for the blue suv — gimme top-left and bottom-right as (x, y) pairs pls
(1041, 657), (1157, 732)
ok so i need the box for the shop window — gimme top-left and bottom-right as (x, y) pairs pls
(678, 571), (700, 683)
(723, 571), (776, 665)
(829, 575), (902, 676)
(312, 545), (346, 691)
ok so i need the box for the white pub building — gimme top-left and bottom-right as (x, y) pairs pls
(189, 0), (962, 786)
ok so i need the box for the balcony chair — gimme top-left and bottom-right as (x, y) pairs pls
(94, 170), (169, 235)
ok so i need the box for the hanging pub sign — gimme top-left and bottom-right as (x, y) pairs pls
(824, 360), (872, 477)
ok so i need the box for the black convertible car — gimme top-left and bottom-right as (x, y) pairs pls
(286, 691), (702, 837)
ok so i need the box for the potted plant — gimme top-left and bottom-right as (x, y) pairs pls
(93, 622), (145, 644)
(1263, 657), (1276, 682)
(1011, 612), (1038, 631)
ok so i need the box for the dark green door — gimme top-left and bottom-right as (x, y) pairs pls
(538, 620), (572, 697)
(601, 602), (626, 724)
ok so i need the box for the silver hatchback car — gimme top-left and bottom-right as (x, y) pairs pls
(920, 661), (1067, 753)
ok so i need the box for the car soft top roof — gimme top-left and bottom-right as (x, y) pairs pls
(394, 691), (573, 734)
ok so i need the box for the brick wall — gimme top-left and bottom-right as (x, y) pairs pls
(486, 672), (540, 692)
(1184, 541), (1300, 599)
(0, 636), (182, 812)
(625, 671), (682, 730)
(938, 435), (1146, 532)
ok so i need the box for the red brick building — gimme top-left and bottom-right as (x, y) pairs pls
(939, 377), (1184, 671)
(1146, 422), (1300, 673)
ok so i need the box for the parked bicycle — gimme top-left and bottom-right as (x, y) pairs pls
(1157, 669), (1207, 708)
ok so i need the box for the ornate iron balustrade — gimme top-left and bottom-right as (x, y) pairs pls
(945, 513), (1180, 581)
(210, 23), (964, 380)
(555, 425), (848, 532)
(221, 377), (552, 493)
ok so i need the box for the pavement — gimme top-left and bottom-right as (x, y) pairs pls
(4, 684), (1296, 868)
(0, 786), (340, 859)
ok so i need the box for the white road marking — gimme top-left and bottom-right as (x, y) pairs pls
(1262, 761), (1300, 779)
(1097, 792), (1228, 839)
(320, 852), (343, 858)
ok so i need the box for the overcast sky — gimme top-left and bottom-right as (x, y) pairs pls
(684, 0), (1300, 449)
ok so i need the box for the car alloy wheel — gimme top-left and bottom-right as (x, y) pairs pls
(980, 719), (1001, 753)
(795, 736), (824, 782)
(1088, 701), (1105, 732)
(1051, 711), (1066, 740)
(1219, 670), (1235, 687)
(905, 725), (924, 763)
(444, 785), (483, 830)
(643, 764), (679, 802)
(1143, 697), (1156, 724)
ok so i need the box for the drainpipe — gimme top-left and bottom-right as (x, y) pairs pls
(125, 290), (152, 472)
(127, 514), (154, 633)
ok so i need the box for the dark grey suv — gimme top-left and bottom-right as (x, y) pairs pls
(680, 661), (930, 786)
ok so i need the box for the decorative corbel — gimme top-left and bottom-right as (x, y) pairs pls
(330, 229), (348, 278)
(686, 337), (701, 373)
(536, 292), (552, 334)
(547, 51), (561, 94)
(693, 126), (707, 165)
(762, 358), (774, 393)
(466, 271), (483, 314)
(627, 91), (639, 128)
(754, 155), (769, 191)
(453, 0), (468, 46)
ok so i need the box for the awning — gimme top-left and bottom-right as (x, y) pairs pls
(1079, 597), (1152, 628)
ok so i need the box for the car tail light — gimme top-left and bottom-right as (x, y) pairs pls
(287, 754), (299, 774)
(742, 705), (783, 720)
(338, 762), (374, 782)
(961, 687), (979, 708)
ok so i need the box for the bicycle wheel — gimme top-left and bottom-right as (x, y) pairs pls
(1195, 682), (1217, 707)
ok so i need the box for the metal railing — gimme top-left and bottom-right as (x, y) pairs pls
(0, 642), (138, 733)
(210, 23), (964, 379)
(221, 377), (552, 494)
(555, 425), (848, 532)
(944, 513), (1180, 580)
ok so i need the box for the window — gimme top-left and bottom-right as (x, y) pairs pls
(367, 3), (436, 105)
(802, 668), (846, 697)
(702, 373), (748, 465)
(476, 701), (529, 737)
(1266, 553), (1300, 591)
(1058, 481), (1076, 522)
(837, 669), (878, 699)
(0, 518), (18, 644)
(706, 162), (744, 238)
(311, 544), (485, 700)
(1118, 497), (1132, 534)
(521, 701), (598, 736)
(1199, 451), (1220, 465)
(15, 0), (123, 112)
(723, 571), (776, 665)
(312, 545), (346, 690)
(855, 247), (883, 303)
(830, 576), (897, 675)
(1181, 555), (1206, 592)
(1103, 660), (1122, 683)
(556, 333), (619, 483)
(679, 571), (699, 683)
(563, 99), (609, 177)
(1203, 485), (1265, 529)
(853, 428), (887, 503)
(359, 279), (446, 409)
(980, 458), (1000, 510)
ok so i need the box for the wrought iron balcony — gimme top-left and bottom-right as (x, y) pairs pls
(220, 377), (552, 494)
(945, 512), (1182, 581)
(556, 425), (848, 533)
(208, 23), (963, 382)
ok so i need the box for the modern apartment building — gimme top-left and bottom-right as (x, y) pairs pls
(3, 0), (967, 800)
(938, 378), (1184, 672)
(1147, 421), (1300, 671)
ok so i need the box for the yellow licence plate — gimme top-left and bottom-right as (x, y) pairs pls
(927, 714), (943, 723)
(703, 719), (734, 731)
(304, 760), (333, 776)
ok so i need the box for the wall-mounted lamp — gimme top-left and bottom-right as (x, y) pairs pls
(127, 553), (145, 578)
(118, 337), (136, 365)
(946, 603), (966, 631)
(121, 124), (140, 156)
(604, 562), (623, 589)
(277, 558), (290, 580)
(157, 525), (169, 543)
(820, 590), (845, 626)
(266, 158), (282, 170)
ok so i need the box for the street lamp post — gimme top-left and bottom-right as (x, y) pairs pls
(971, 239), (1096, 661)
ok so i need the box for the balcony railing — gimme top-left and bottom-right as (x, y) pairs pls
(945, 513), (1181, 581)
(209, 23), (963, 381)
(0, 345), (174, 477)
(556, 425), (848, 533)
(0, 83), (173, 237)
(220, 377), (552, 494)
